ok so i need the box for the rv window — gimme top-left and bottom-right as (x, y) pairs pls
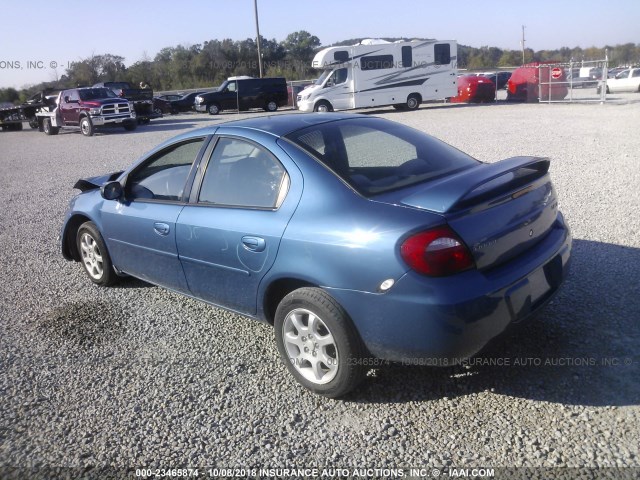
(334, 51), (349, 63)
(360, 55), (394, 71)
(401, 46), (412, 68)
(434, 44), (451, 65)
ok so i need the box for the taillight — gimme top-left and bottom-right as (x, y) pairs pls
(400, 226), (475, 276)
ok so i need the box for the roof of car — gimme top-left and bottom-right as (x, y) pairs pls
(213, 112), (368, 137)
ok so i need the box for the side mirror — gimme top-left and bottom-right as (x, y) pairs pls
(325, 81), (334, 88)
(101, 181), (123, 200)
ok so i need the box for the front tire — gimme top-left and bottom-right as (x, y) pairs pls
(207, 103), (221, 115)
(80, 116), (94, 137)
(124, 121), (138, 131)
(313, 101), (333, 113)
(264, 100), (278, 112)
(274, 287), (366, 398)
(76, 222), (117, 286)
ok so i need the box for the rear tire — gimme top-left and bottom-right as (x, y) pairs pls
(76, 222), (117, 286)
(406, 93), (421, 110)
(274, 287), (366, 398)
(80, 116), (94, 137)
(43, 118), (59, 135)
(314, 101), (333, 112)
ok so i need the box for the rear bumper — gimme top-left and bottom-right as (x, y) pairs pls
(326, 216), (572, 362)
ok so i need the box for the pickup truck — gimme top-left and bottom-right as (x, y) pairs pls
(599, 67), (640, 94)
(92, 81), (158, 123)
(36, 87), (137, 136)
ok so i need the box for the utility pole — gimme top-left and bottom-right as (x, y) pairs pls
(254, 0), (263, 78)
(520, 25), (526, 65)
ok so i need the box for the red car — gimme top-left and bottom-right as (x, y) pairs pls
(507, 63), (568, 102)
(450, 75), (496, 103)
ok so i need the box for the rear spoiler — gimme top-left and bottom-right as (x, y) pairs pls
(401, 157), (550, 213)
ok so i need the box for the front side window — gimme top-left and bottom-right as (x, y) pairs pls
(198, 137), (288, 209)
(127, 138), (205, 201)
(326, 68), (348, 87)
(286, 117), (478, 196)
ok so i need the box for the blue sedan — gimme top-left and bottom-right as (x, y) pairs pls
(61, 113), (571, 397)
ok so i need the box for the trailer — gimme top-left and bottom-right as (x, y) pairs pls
(297, 39), (458, 112)
(0, 90), (58, 132)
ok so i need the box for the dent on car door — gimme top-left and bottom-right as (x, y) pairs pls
(176, 135), (299, 315)
(100, 137), (208, 291)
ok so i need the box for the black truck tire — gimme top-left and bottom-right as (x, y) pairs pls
(43, 118), (59, 135)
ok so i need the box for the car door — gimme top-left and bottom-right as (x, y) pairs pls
(326, 67), (354, 110)
(610, 70), (630, 92)
(176, 134), (299, 315)
(101, 136), (209, 292)
(220, 81), (239, 110)
(61, 90), (80, 125)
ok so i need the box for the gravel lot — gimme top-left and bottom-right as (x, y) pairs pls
(1, 97), (639, 479)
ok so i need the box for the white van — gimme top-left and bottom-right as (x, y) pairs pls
(297, 39), (458, 112)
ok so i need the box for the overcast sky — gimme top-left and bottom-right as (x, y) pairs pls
(1, 0), (637, 88)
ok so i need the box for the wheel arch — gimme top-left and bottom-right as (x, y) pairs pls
(261, 277), (318, 325)
(61, 213), (94, 261)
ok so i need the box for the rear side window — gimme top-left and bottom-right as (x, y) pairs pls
(401, 46), (412, 68)
(360, 55), (394, 71)
(286, 118), (478, 196)
(198, 137), (288, 209)
(434, 43), (451, 65)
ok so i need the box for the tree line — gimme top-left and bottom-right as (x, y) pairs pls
(1, 30), (638, 104)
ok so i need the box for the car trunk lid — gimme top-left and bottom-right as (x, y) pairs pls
(376, 156), (558, 270)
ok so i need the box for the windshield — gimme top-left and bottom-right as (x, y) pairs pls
(286, 117), (479, 196)
(79, 88), (117, 100)
(315, 70), (332, 86)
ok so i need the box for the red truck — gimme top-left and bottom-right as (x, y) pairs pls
(36, 87), (137, 136)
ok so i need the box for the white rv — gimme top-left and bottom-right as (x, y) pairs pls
(297, 39), (458, 112)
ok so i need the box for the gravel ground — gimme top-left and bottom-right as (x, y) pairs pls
(1, 97), (639, 479)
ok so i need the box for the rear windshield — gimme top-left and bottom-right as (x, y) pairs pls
(79, 88), (116, 100)
(285, 117), (478, 196)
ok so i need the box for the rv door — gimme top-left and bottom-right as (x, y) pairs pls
(323, 67), (354, 110)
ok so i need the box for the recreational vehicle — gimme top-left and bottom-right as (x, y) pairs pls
(297, 39), (458, 112)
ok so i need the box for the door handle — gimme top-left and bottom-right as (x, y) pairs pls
(154, 222), (170, 236)
(241, 236), (266, 252)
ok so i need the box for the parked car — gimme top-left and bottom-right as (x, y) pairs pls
(507, 63), (568, 102)
(449, 75), (496, 103)
(481, 71), (512, 90)
(170, 91), (208, 113)
(598, 68), (640, 93)
(61, 113), (571, 397)
(194, 77), (288, 115)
